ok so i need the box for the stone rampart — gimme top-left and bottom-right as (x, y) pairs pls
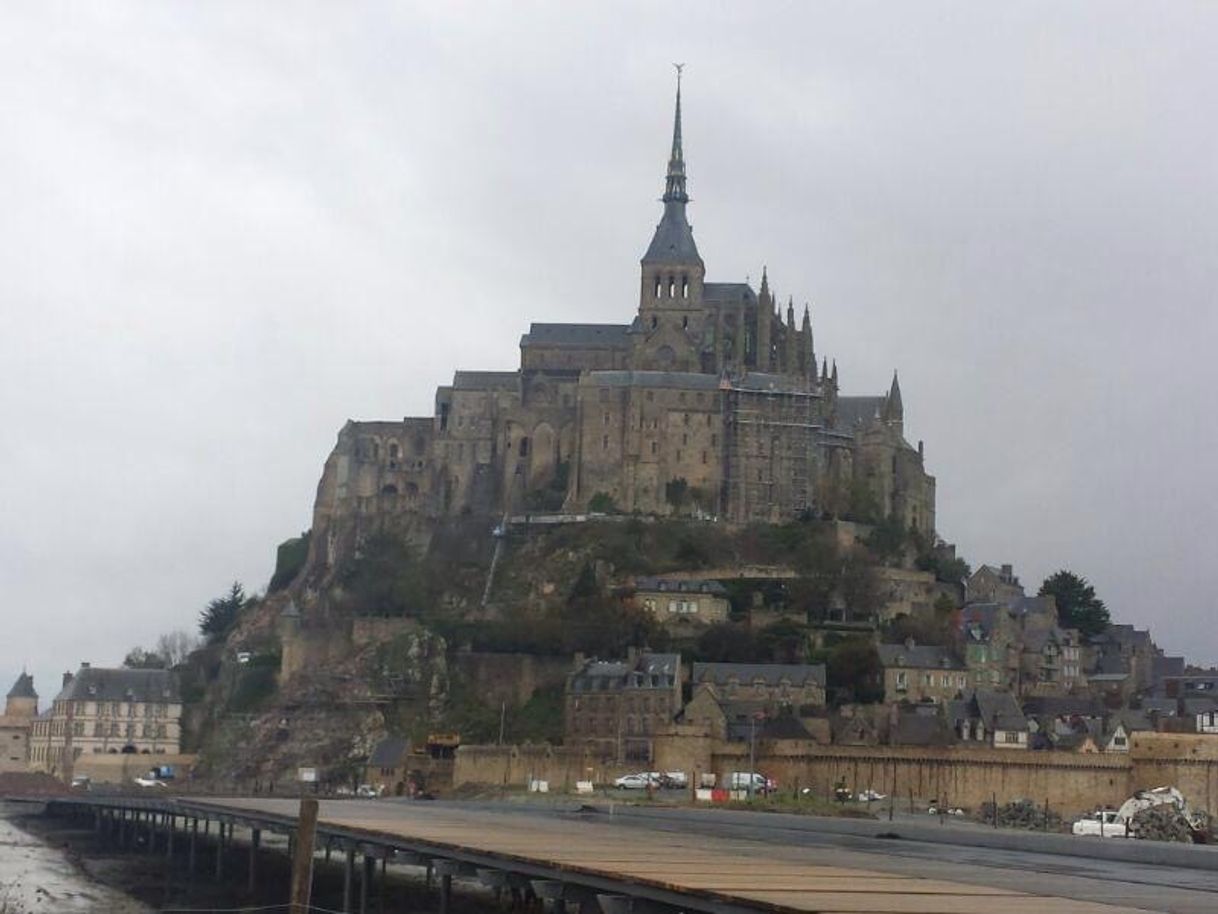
(452, 652), (570, 707)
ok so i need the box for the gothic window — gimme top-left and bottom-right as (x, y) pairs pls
(654, 277), (661, 298)
(667, 277), (675, 298)
(682, 276), (689, 299)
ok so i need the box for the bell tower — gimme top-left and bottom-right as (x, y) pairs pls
(635, 67), (706, 371)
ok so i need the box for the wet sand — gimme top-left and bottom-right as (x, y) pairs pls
(0, 813), (150, 913)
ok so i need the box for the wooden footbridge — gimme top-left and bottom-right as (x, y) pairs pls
(23, 795), (1170, 914)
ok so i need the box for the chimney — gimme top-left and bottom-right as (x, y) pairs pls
(1001, 564), (1013, 581)
(62, 670), (74, 688)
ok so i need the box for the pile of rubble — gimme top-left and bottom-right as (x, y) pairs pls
(979, 798), (1062, 831)
(1129, 805), (1210, 843)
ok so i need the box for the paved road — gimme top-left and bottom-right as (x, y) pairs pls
(187, 797), (1217, 914)
(402, 800), (1218, 914)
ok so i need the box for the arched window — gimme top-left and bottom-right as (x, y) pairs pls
(667, 276), (675, 298)
(654, 277), (661, 298)
(682, 315), (688, 329)
(519, 436), (529, 457)
(682, 276), (689, 298)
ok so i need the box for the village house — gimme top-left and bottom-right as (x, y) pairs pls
(363, 737), (413, 795)
(564, 650), (682, 763)
(960, 603), (1022, 691)
(947, 690), (1030, 749)
(877, 640), (969, 704)
(633, 577), (730, 632)
(965, 564), (1025, 604)
(28, 665), (182, 774)
(681, 662), (828, 743)
(0, 674), (37, 773)
(1019, 625), (1085, 696)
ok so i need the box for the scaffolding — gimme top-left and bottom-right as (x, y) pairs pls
(722, 383), (822, 521)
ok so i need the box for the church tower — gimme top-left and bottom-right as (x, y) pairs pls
(635, 68), (707, 371)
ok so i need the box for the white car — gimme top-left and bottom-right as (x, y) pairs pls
(1072, 810), (1128, 837)
(134, 777), (166, 788)
(857, 789), (887, 802)
(663, 771), (688, 788)
(613, 773), (656, 790)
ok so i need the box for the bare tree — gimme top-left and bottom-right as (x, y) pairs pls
(155, 630), (202, 667)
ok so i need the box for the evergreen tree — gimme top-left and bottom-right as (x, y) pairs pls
(1040, 570), (1110, 637)
(199, 581), (246, 641)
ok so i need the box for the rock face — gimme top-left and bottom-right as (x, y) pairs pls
(198, 622), (450, 788)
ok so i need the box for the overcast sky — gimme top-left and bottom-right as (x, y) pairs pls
(2, 2), (1216, 706)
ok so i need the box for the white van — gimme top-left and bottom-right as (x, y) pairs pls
(727, 771), (776, 794)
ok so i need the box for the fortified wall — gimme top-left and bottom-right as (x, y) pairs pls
(454, 734), (1218, 817)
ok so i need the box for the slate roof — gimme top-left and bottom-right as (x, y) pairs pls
(368, 737), (411, 768)
(520, 323), (631, 350)
(56, 667), (179, 704)
(570, 653), (680, 692)
(7, 673), (36, 700)
(642, 201), (702, 265)
(1142, 698), (1178, 716)
(692, 662), (826, 689)
(452, 371), (519, 391)
(892, 711), (956, 747)
(835, 396), (885, 429)
(635, 577), (728, 596)
(974, 690), (1029, 732)
(1021, 696), (1102, 718)
(1181, 697), (1218, 715)
(702, 282), (755, 304)
(877, 643), (964, 671)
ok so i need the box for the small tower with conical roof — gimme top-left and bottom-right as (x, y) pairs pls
(5, 672), (37, 719)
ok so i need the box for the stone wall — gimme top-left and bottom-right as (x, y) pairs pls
(451, 652), (570, 707)
(454, 744), (639, 789)
(72, 752), (198, 785)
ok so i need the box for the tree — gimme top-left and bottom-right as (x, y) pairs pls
(1040, 570), (1110, 637)
(826, 638), (884, 704)
(155, 630), (202, 667)
(122, 647), (166, 669)
(199, 581), (246, 641)
(340, 534), (431, 617)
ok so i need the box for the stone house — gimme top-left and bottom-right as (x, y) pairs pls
(689, 662), (826, 709)
(960, 603), (1022, 691)
(0, 673), (37, 773)
(564, 651), (682, 763)
(877, 640), (969, 704)
(28, 665), (182, 774)
(1019, 625), (1084, 696)
(680, 692), (828, 744)
(364, 737), (413, 794)
(633, 577), (730, 632)
(965, 564), (1025, 604)
(947, 691), (1030, 750)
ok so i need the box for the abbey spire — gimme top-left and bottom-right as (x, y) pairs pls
(642, 67), (702, 267)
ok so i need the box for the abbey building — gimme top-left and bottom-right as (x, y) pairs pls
(311, 81), (935, 559)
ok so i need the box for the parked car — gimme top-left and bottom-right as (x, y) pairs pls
(727, 771), (776, 794)
(662, 771), (688, 789)
(1072, 810), (1128, 837)
(133, 777), (166, 788)
(857, 789), (887, 802)
(613, 773), (656, 790)
(356, 784), (383, 798)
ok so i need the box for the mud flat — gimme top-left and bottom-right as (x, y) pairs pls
(0, 810), (150, 913)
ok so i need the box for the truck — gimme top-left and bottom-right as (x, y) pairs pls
(1071, 787), (1211, 842)
(1071, 810), (1128, 838)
